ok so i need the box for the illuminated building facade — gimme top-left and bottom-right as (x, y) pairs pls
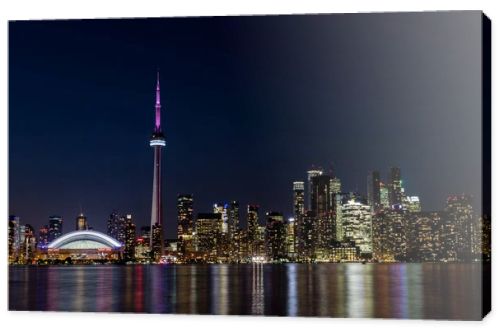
(196, 213), (222, 261)
(310, 174), (335, 258)
(124, 215), (136, 260)
(8, 216), (20, 263)
(265, 212), (286, 261)
(388, 167), (403, 206)
(379, 183), (390, 209)
(75, 213), (88, 231)
(247, 204), (260, 256)
(445, 195), (474, 261)
(403, 196), (421, 213)
(48, 215), (63, 242)
(331, 240), (360, 262)
(297, 210), (315, 261)
(177, 194), (195, 255)
(286, 218), (296, 259)
(107, 211), (126, 244)
(341, 199), (372, 256)
(38, 225), (49, 248)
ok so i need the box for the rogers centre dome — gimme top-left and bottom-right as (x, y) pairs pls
(43, 230), (124, 261)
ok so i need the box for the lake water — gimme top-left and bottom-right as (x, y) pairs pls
(9, 263), (486, 320)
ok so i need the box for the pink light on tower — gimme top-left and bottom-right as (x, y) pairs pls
(155, 71), (161, 131)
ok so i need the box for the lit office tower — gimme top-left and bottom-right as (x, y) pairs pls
(307, 167), (323, 210)
(388, 167), (403, 206)
(177, 194), (194, 254)
(38, 225), (49, 248)
(213, 203), (229, 234)
(48, 215), (63, 242)
(124, 215), (136, 260)
(297, 211), (315, 261)
(330, 177), (341, 194)
(310, 174), (335, 257)
(196, 213), (222, 260)
(341, 199), (373, 257)
(107, 211), (126, 244)
(445, 195), (474, 262)
(379, 182), (390, 209)
(247, 205), (261, 256)
(8, 215), (20, 263)
(373, 208), (407, 261)
(265, 212), (287, 262)
(286, 218), (296, 260)
(367, 171), (381, 212)
(149, 72), (166, 261)
(403, 196), (421, 213)
(19, 224), (36, 263)
(293, 181), (305, 220)
(75, 213), (88, 231)
(405, 212), (443, 262)
(227, 201), (240, 238)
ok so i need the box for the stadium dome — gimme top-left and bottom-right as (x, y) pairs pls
(47, 230), (123, 250)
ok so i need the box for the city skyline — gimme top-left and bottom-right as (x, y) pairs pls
(9, 12), (483, 238)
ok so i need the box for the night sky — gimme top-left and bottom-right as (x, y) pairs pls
(9, 11), (483, 238)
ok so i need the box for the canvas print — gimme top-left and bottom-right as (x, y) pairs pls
(8, 11), (491, 320)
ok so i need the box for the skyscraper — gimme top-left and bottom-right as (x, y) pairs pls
(247, 204), (260, 256)
(445, 195), (474, 261)
(48, 215), (63, 242)
(107, 211), (125, 244)
(75, 213), (88, 231)
(149, 72), (166, 261)
(177, 194), (195, 255)
(310, 174), (335, 257)
(341, 199), (373, 256)
(265, 212), (287, 262)
(307, 167), (323, 210)
(124, 214), (136, 261)
(8, 215), (20, 263)
(388, 167), (403, 207)
(227, 200), (240, 238)
(38, 225), (49, 248)
(213, 203), (229, 234)
(367, 171), (381, 212)
(196, 213), (222, 260)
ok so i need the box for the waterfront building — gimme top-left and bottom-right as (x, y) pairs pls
(134, 236), (151, 261)
(341, 199), (372, 257)
(445, 195), (474, 261)
(331, 240), (360, 262)
(75, 213), (88, 231)
(48, 215), (63, 242)
(177, 194), (195, 255)
(149, 72), (166, 261)
(247, 204), (260, 257)
(42, 230), (123, 262)
(297, 210), (315, 261)
(379, 182), (390, 209)
(405, 212), (442, 262)
(286, 218), (296, 260)
(8, 215), (20, 263)
(196, 213), (222, 261)
(124, 214), (136, 261)
(265, 212), (287, 262)
(310, 174), (335, 258)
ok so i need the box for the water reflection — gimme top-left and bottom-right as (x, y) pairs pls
(8, 263), (483, 320)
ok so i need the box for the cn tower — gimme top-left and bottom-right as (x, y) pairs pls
(149, 72), (165, 261)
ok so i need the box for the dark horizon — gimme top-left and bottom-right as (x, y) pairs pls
(9, 11), (483, 238)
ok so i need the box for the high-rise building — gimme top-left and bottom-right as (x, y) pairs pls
(177, 194), (195, 255)
(286, 218), (296, 260)
(445, 195), (474, 262)
(373, 207), (407, 261)
(379, 182), (390, 209)
(307, 167), (323, 210)
(247, 204), (260, 256)
(75, 213), (88, 231)
(196, 213), (222, 260)
(8, 215), (20, 263)
(48, 215), (63, 242)
(265, 212), (287, 262)
(149, 72), (166, 261)
(405, 212), (442, 262)
(124, 214), (136, 260)
(293, 181), (305, 219)
(227, 201), (240, 238)
(341, 199), (372, 256)
(388, 167), (403, 206)
(297, 210), (315, 261)
(367, 171), (381, 212)
(310, 174), (335, 257)
(38, 225), (49, 248)
(19, 224), (36, 264)
(403, 196), (421, 213)
(330, 177), (342, 195)
(107, 211), (126, 244)
(213, 203), (229, 234)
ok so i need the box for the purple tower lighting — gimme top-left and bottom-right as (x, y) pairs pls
(149, 71), (166, 261)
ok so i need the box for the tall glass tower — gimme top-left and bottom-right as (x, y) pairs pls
(149, 72), (166, 261)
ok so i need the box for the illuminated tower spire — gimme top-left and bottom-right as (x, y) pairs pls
(149, 71), (166, 261)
